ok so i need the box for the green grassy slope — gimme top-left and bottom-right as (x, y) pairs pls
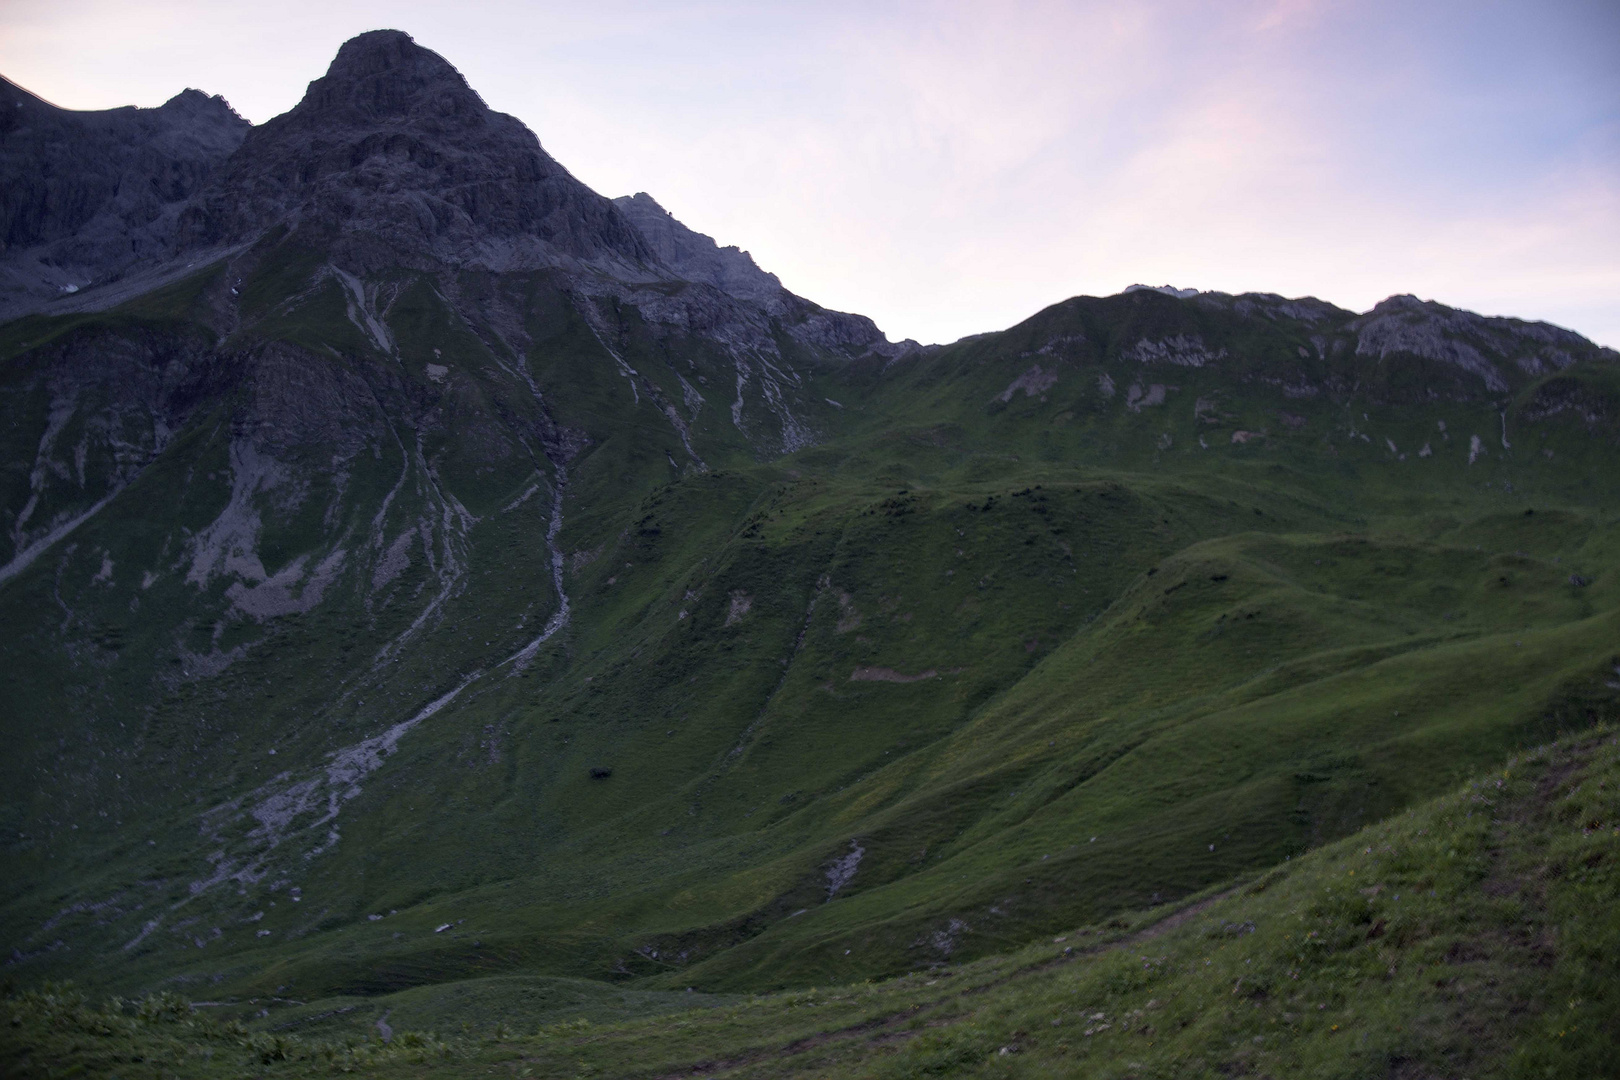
(2, 247), (1618, 1040)
(8, 726), (1617, 1078)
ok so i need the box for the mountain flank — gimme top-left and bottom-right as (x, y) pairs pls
(0, 76), (247, 315)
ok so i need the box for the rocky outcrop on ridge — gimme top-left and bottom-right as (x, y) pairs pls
(610, 191), (917, 360)
(614, 192), (783, 303)
(1349, 293), (1606, 393)
(609, 194), (920, 362)
(0, 77), (248, 313)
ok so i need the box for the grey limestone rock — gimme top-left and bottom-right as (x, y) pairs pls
(611, 190), (916, 360)
(1124, 283), (1199, 299)
(1191, 291), (1349, 324)
(614, 192), (782, 302)
(1124, 333), (1227, 368)
(0, 77), (248, 314)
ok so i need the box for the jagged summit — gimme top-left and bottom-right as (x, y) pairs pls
(1124, 283), (1199, 299)
(0, 27), (903, 364)
(178, 29), (653, 274)
(299, 29), (489, 121)
(156, 87), (246, 123)
(0, 28), (912, 473)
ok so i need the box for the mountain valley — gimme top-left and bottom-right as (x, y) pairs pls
(2, 30), (1618, 1078)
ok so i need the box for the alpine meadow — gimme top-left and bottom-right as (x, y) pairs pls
(2, 29), (1618, 1080)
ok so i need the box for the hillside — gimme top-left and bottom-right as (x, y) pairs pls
(7, 727), (1617, 1077)
(1, 29), (1618, 1073)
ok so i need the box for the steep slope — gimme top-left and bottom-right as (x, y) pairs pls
(4, 272), (1614, 1009)
(0, 33), (922, 1011)
(1, 29), (1617, 1043)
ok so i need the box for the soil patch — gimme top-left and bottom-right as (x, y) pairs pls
(851, 666), (938, 683)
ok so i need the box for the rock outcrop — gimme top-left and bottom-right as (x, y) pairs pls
(1350, 294), (1604, 393)
(614, 192), (782, 303)
(0, 77), (248, 314)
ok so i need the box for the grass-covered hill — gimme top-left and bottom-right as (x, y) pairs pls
(3, 228), (1617, 1025)
(7, 726), (1617, 1078)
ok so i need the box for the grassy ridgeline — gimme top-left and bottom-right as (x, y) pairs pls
(7, 727), (1618, 1078)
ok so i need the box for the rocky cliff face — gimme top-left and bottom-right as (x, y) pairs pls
(614, 192), (783, 302)
(610, 191), (916, 362)
(0, 77), (248, 315)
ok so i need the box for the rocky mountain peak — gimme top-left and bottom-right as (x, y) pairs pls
(292, 29), (487, 127)
(177, 29), (653, 273)
(157, 87), (245, 123)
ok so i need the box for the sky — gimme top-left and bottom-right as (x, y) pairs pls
(4, 0), (1618, 347)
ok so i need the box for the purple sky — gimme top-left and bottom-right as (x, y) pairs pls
(5, 0), (1617, 346)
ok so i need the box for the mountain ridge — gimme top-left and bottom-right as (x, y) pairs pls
(6, 30), (1608, 360)
(0, 29), (908, 369)
(0, 75), (248, 315)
